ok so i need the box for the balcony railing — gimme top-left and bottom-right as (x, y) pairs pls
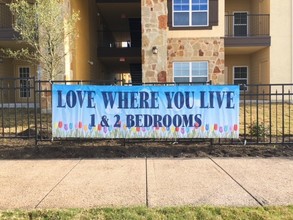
(0, 3), (13, 29)
(225, 14), (270, 37)
(97, 30), (141, 48)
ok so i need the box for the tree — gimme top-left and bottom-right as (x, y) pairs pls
(1, 0), (79, 80)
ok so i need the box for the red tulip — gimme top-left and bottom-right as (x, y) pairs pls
(58, 121), (63, 128)
(214, 124), (218, 131)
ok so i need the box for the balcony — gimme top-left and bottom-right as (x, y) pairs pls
(0, 3), (18, 40)
(97, 30), (141, 73)
(225, 14), (270, 47)
(97, 30), (141, 57)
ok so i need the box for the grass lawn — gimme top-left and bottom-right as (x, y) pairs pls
(0, 206), (293, 220)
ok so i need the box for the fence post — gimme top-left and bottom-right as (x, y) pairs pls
(34, 77), (38, 145)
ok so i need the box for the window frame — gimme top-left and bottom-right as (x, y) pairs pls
(172, 0), (209, 27)
(233, 11), (249, 37)
(173, 61), (209, 84)
(18, 66), (31, 98)
(168, 0), (218, 30)
(233, 66), (248, 91)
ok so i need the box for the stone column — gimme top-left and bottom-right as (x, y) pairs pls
(142, 0), (168, 83)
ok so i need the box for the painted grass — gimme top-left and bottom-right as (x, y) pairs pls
(0, 206), (293, 220)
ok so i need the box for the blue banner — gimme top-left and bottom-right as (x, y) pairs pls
(52, 85), (239, 139)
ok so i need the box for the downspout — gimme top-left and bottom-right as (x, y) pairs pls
(291, 1), (293, 102)
(291, 1), (293, 99)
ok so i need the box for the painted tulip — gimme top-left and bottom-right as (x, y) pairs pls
(69, 123), (73, 130)
(84, 125), (88, 132)
(54, 122), (58, 129)
(214, 124), (218, 131)
(181, 127), (185, 134)
(136, 127), (140, 132)
(224, 125), (228, 132)
(103, 127), (108, 133)
(175, 127), (180, 132)
(78, 121), (83, 129)
(58, 121), (63, 129)
(142, 127), (146, 132)
(75, 123), (79, 129)
(234, 124), (238, 131)
(219, 127), (223, 133)
(64, 124), (68, 131)
(205, 124), (209, 131)
(97, 124), (102, 131)
(194, 122), (199, 129)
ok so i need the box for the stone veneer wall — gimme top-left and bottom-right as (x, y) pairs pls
(167, 38), (225, 84)
(142, 0), (225, 84)
(142, 0), (168, 83)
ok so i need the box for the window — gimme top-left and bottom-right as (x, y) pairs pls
(19, 67), (30, 98)
(233, 12), (248, 36)
(233, 66), (248, 90)
(173, 0), (208, 27)
(168, 0), (218, 29)
(174, 61), (208, 83)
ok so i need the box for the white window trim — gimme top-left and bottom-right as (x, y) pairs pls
(172, 0), (209, 27)
(233, 66), (248, 91)
(18, 66), (31, 99)
(233, 11), (249, 37)
(173, 61), (209, 83)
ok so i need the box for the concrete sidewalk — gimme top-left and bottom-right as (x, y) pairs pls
(0, 158), (292, 209)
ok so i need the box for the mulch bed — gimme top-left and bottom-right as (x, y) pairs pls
(0, 139), (293, 159)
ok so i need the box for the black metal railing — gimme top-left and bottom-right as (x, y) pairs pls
(0, 78), (292, 145)
(0, 77), (36, 139)
(225, 14), (270, 37)
(97, 30), (141, 48)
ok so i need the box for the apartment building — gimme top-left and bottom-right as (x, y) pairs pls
(1, 0), (293, 88)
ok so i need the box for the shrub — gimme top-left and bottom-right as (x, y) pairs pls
(248, 122), (269, 138)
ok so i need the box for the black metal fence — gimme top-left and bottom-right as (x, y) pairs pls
(1, 78), (292, 145)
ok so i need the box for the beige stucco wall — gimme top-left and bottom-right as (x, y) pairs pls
(225, 55), (251, 84)
(250, 48), (270, 85)
(225, 48), (270, 86)
(270, 0), (292, 84)
(71, 0), (98, 80)
(0, 58), (13, 78)
(0, 59), (36, 102)
(225, 0), (251, 14)
(225, 0), (270, 15)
